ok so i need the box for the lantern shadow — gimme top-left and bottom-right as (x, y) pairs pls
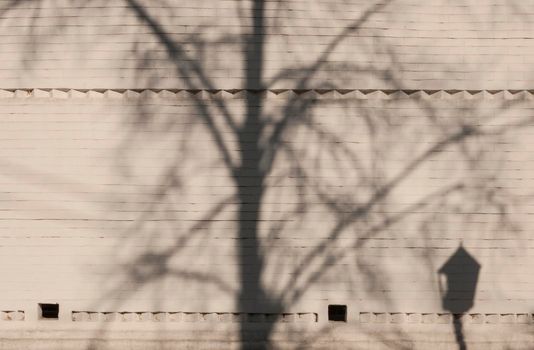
(438, 244), (481, 350)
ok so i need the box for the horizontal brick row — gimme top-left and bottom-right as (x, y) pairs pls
(359, 312), (534, 325)
(72, 311), (317, 323)
(0, 311), (25, 321)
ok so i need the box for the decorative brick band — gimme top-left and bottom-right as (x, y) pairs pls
(72, 311), (318, 323)
(359, 312), (533, 325)
(0, 311), (24, 321)
(0, 89), (531, 101)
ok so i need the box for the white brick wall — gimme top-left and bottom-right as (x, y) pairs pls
(0, 1), (533, 89)
(0, 90), (533, 348)
(1, 0), (534, 348)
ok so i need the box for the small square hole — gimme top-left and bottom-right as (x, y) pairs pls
(39, 303), (59, 319)
(328, 304), (347, 322)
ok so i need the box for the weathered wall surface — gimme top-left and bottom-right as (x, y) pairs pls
(2, 0), (534, 89)
(1, 0), (534, 349)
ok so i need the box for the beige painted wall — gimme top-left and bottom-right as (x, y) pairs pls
(0, 0), (533, 89)
(0, 0), (534, 349)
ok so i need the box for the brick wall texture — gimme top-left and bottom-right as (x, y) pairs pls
(1, 0), (534, 349)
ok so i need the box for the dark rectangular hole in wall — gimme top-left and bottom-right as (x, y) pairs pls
(328, 304), (347, 322)
(39, 303), (59, 319)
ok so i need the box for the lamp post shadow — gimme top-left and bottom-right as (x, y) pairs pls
(438, 244), (481, 350)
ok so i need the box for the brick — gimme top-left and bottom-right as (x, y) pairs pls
(374, 313), (388, 324)
(485, 314), (499, 324)
(218, 313), (232, 323)
(103, 313), (118, 322)
(470, 314), (484, 324)
(436, 314), (452, 324)
(517, 314), (530, 324)
(72, 312), (88, 322)
(390, 313), (405, 324)
(7, 312), (21, 321)
(183, 313), (200, 323)
(122, 313), (137, 322)
(202, 313), (218, 322)
(500, 314), (516, 324)
(248, 314), (265, 323)
(359, 312), (374, 323)
(265, 314), (279, 323)
(282, 314), (295, 323)
(406, 313), (422, 324)
(422, 314), (437, 324)
(168, 313), (183, 322)
(298, 313), (316, 323)
(139, 312), (152, 322)
(153, 313), (167, 322)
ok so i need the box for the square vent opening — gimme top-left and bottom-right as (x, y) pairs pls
(39, 303), (59, 319)
(328, 304), (347, 322)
